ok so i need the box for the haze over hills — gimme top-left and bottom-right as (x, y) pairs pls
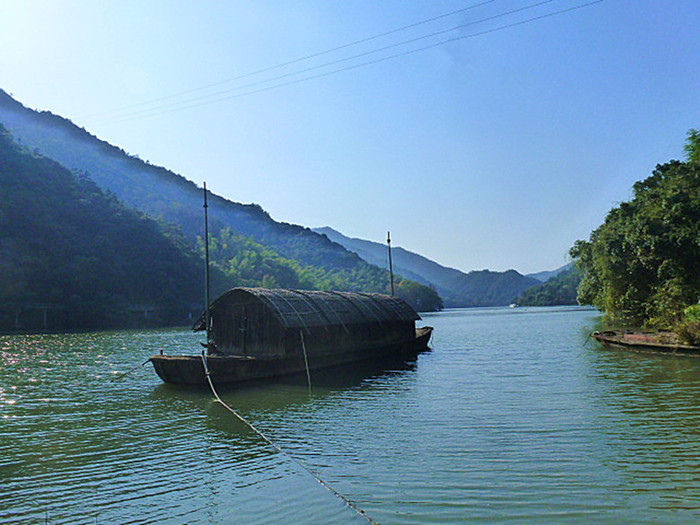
(314, 227), (544, 307)
(0, 88), (571, 322)
(314, 226), (457, 288)
(527, 267), (570, 283)
(0, 89), (342, 271)
(0, 89), (443, 315)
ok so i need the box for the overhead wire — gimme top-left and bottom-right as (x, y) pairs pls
(80, 0), (495, 120)
(86, 0), (553, 124)
(88, 0), (553, 124)
(86, 0), (603, 125)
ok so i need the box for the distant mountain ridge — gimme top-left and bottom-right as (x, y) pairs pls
(314, 227), (541, 307)
(0, 89), (562, 312)
(0, 90), (348, 271)
(314, 226), (460, 288)
(526, 265), (571, 283)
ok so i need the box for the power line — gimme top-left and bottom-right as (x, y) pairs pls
(88, 0), (604, 126)
(86, 0), (554, 125)
(81, 0), (495, 120)
(89, 1), (553, 123)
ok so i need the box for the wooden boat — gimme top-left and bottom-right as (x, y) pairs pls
(591, 330), (700, 355)
(150, 288), (433, 385)
(149, 184), (433, 386)
(149, 208), (431, 525)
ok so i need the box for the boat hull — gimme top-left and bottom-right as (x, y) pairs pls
(591, 330), (700, 356)
(151, 326), (433, 385)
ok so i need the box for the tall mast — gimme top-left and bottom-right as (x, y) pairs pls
(203, 182), (211, 346)
(387, 231), (395, 296)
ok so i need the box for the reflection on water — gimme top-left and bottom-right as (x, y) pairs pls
(2, 308), (699, 524)
(581, 346), (700, 515)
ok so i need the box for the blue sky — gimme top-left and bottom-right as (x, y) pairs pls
(1, 0), (698, 274)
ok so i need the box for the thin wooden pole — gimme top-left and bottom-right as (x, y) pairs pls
(204, 182), (211, 347)
(387, 231), (395, 296)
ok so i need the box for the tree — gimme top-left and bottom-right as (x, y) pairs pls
(684, 128), (700, 164)
(200, 227), (444, 311)
(570, 131), (700, 329)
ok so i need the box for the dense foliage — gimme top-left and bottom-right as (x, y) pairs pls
(571, 131), (700, 331)
(0, 125), (207, 330)
(515, 266), (581, 306)
(203, 227), (443, 311)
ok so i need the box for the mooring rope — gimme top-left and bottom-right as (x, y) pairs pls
(200, 352), (378, 525)
(109, 358), (150, 382)
(299, 330), (312, 394)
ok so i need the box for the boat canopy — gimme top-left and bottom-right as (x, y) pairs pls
(195, 287), (420, 331)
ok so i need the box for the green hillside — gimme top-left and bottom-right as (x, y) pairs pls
(0, 90), (442, 313)
(514, 265), (580, 306)
(442, 269), (540, 307)
(0, 89), (351, 270)
(0, 124), (207, 330)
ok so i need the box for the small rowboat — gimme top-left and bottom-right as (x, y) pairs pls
(591, 330), (700, 355)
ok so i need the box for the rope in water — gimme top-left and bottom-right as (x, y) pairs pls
(299, 330), (312, 394)
(200, 352), (379, 525)
(109, 358), (150, 382)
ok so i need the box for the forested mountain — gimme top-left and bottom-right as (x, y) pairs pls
(0, 90), (442, 314)
(0, 124), (209, 330)
(526, 265), (571, 283)
(0, 90), (351, 271)
(444, 269), (540, 307)
(314, 227), (430, 284)
(514, 265), (581, 306)
(314, 227), (540, 307)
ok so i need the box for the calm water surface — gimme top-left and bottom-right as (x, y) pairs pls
(2, 307), (699, 524)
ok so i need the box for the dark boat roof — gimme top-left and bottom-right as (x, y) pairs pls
(195, 287), (420, 330)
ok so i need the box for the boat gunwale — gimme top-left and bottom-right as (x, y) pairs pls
(150, 326), (433, 385)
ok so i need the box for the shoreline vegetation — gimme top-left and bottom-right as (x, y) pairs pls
(570, 130), (700, 345)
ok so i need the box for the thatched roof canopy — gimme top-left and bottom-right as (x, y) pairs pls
(195, 288), (420, 331)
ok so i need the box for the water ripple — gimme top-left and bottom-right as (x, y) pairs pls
(2, 311), (700, 523)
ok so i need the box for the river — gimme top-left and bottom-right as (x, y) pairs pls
(1, 306), (699, 524)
